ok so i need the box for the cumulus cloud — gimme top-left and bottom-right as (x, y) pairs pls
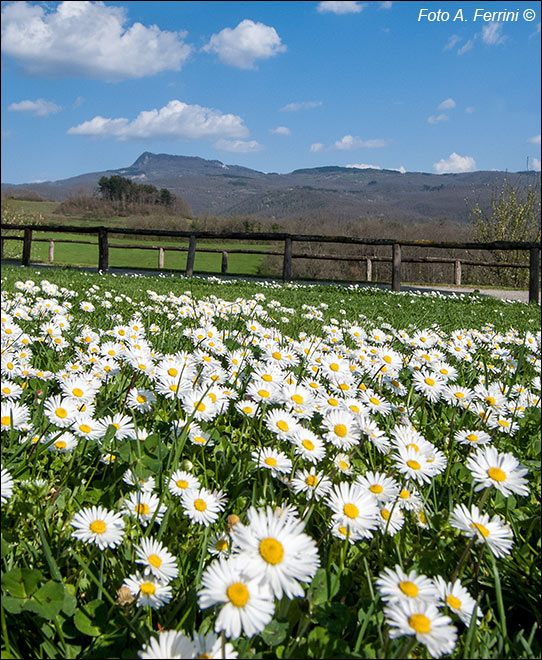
(331, 134), (388, 150)
(527, 134), (541, 145)
(214, 139), (263, 153)
(482, 22), (506, 45)
(203, 19), (286, 69)
(346, 163), (381, 170)
(531, 157), (541, 172)
(270, 126), (291, 135)
(427, 113), (449, 125)
(0, 1), (191, 80)
(310, 143), (324, 152)
(8, 98), (61, 116)
(438, 98), (456, 110)
(67, 100), (249, 142)
(433, 152), (476, 174)
(317, 2), (367, 14)
(280, 101), (322, 112)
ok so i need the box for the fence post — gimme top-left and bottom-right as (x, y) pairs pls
(22, 228), (33, 267)
(454, 259), (462, 286)
(366, 257), (372, 282)
(158, 247), (165, 269)
(221, 251), (228, 275)
(98, 228), (109, 271)
(49, 240), (55, 264)
(529, 247), (540, 304)
(283, 237), (292, 281)
(391, 243), (401, 292)
(186, 234), (197, 276)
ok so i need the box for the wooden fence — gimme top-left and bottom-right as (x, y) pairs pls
(1, 223), (540, 303)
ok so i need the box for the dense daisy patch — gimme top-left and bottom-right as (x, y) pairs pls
(1, 273), (540, 659)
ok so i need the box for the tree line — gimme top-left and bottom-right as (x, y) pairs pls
(97, 175), (175, 207)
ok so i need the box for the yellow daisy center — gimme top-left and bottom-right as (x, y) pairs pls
(466, 434), (478, 442)
(407, 460), (421, 470)
(272, 351), (282, 360)
(399, 581), (419, 598)
(399, 489), (410, 499)
(334, 424), (348, 437)
(343, 503), (359, 519)
(137, 395), (147, 404)
(215, 539), (228, 552)
(306, 475), (318, 487)
(277, 420), (289, 432)
(79, 424), (91, 434)
(488, 467), (506, 482)
(194, 498), (207, 512)
(259, 537), (284, 565)
(302, 439), (315, 451)
(90, 520), (106, 534)
(471, 522), (490, 537)
(72, 388), (84, 397)
(176, 479), (188, 489)
(291, 394), (304, 404)
(55, 407), (67, 419)
(135, 503), (150, 515)
(258, 389), (270, 398)
(381, 509), (391, 520)
(140, 582), (156, 596)
(264, 457), (277, 467)
(409, 614), (431, 634)
(55, 440), (67, 450)
(148, 554), (162, 568)
(227, 582), (249, 607)
(424, 377), (435, 386)
(370, 484), (383, 494)
(446, 594), (462, 609)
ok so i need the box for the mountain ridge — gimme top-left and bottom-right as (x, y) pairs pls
(2, 151), (540, 224)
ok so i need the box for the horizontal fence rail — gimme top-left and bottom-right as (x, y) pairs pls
(1, 223), (540, 303)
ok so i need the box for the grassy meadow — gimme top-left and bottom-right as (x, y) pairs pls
(1, 264), (540, 659)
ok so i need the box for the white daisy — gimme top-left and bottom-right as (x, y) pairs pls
(71, 505), (125, 550)
(449, 503), (514, 558)
(230, 506), (320, 599)
(198, 556), (275, 639)
(134, 537), (179, 583)
(123, 572), (172, 609)
(181, 487), (222, 526)
(376, 565), (439, 605)
(433, 575), (483, 627)
(466, 446), (529, 497)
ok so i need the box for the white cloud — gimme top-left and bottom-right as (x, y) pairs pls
(433, 152), (476, 174)
(310, 143), (324, 152)
(444, 34), (462, 51)
(280, 101), (322, 112)
(427, 113), (449, 125)
(465, 106), (475, 114)
(531, 158), (541, 172)
(203, 19), (286, 69)
(270, 126), (291, 135)
(331, 134), (388, 150)
(438, 98), (456, 110)
(527, 134), (541, 145)
(67, 100), (249, 141)
(317, 2), (367, 14)
(214, 139), (263, 153)
(8, 98), (61, 116)
(0, 1), (191, 81)
(346, 163), (381, 170)
(457, 38), (475, 55)
(482, 22), (506, 45)
(379, 1), (393, 8)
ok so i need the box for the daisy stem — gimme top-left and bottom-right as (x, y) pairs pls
(396, 636), (417, 659)
(490, 552), (508, 641)
(98, 552), (104, 601)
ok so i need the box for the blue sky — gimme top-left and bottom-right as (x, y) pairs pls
(1, 0), (540, 184)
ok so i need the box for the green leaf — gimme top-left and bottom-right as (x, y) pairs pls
(261, 619), (289, 646)
(23, 580), (66, 619)
(2, 567), (43, 598)
(74, 599), (109, 637)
